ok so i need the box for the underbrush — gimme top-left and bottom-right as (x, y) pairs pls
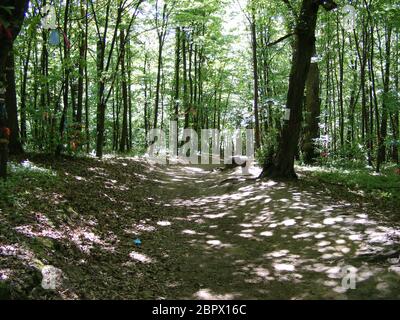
(0, 160), (60, 208)
(304, 161), (400, 208)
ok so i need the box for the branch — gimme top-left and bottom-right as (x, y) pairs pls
(267, 32), (295, 47)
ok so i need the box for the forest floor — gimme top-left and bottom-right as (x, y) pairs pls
(1, 154), (400, 299)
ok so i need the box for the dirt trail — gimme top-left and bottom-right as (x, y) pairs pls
(1, 156), (400, 299)
(145, 163), (400, 299)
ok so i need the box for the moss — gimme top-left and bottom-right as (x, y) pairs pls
(0, 281), (12, 300)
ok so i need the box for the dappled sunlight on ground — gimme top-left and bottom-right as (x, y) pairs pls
(147, 163), (400, 299)
(128, 251), (153, 264)
(194, 288), (238, 300)
(1, 155), (399, 299)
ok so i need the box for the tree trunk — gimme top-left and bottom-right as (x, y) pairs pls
(5, 45), (24, 154)
(336, 14), (345, 150)
(143, 54), (149, 140)
(96, 39), (106, 158)
(119, 29), (129, 152)
(173, 27), (181, 155)
(84, 0), (90, 153)
(56, 0), (71, 156)
(76, 0), (86, 148)
(0, 0), (29, 178)
(392, 33), (399, 163)
(250, 11), (261, 150)
(153, 36), (163, 129)
(182, 31), (189, 129)
(20, 37), (32, 144)
(260, 0), (323, 179)
(302, 42), (320, 164)
(377, 26), (392, 171)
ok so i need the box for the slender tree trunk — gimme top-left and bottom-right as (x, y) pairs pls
(127, 38), (133, 150)
(354, 24), (370, 165)
(76, 0), (86, 147)
(20, 37), (32, 144)
(302, 43), (320, 164)
(367, 24), (379, 171)
(84, 0), (90, 153)
(153, 36), (163, 129)
(392, 33), (399, 163)
(144, 55), (149, 140)
(173, 27), (181, 155)
(119, 29), (129, 152)
(377, 26), (392, 171)
(182, 31), (189, 129)
(336, 14), (345, 150)
(96, 38), (106, 157)
(56, 0), (71, 156)
(250, 11), (261, 149)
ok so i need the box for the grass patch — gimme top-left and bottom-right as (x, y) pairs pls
(0, 160), (59, 208)
(307, 165), (400, 204)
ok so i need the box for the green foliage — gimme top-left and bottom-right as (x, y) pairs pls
(310, 164), (400, 204)
(4, 0), (399, 172)
(255, 128), (279, 165)
(383, 91), (400, 113)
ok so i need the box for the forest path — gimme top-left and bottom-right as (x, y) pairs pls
(2, 155), (400, 299)
(131, 161), (400, 299)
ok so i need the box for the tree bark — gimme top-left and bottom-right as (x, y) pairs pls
(0, 0), (29, 179)
(119, 29), (129, 152)
(5, 44), (24, 154)
(173, 27), (181, 155)
(20, 36), (32, 144)
(250, 10), (261, 150)
(260, 0), (323, 179)
(96, 38), (106, 158)
(76, 0), (87, 148)
(377, 26), (392, 171)
(56, 0), (71, 156)
(302, 42), (320, 164)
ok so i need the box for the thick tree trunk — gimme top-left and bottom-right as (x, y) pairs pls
(0, 0), (29, 178)
(5, 45), (24, 154)
(260, 0), (322, 179)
